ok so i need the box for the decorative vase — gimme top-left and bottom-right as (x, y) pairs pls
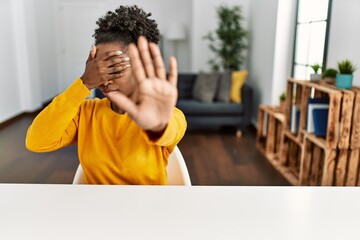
(336, 74), (353, 89)
(310, 73), (322, 81)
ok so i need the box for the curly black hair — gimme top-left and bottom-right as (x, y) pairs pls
(93, 5), (160, 45)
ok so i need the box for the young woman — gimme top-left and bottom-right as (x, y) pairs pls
(26, 5), (187, 185)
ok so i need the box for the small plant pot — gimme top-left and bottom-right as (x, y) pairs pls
(310, 73), (322, 81)
(336, 74), (353, 89)
(322, 77), (336, 83)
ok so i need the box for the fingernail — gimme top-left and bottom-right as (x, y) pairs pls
(124, 57), (130, 61)
(116, 50), (123, 55)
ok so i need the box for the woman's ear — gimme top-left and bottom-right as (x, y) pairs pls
(90, 45), (97, 59)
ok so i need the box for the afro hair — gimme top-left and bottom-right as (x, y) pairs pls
(93, 5), (160, 45)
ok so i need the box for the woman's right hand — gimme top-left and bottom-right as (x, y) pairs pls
(80, 46), (130, 90)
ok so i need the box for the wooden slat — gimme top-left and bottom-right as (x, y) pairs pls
(305, 81), (340, 94)
(350, 90), (360, 149)
(321, 149), (337, 186)
(299, 86), (312, 142)
(288, 141), (297, 169)
(338, 91), (354, 149)
(275, 122), (283, 160)
(326, 93), (342, 149)
(285, 80), (294, 130)
(279, 132), (289, 166)
(335, 150), (348, 186)
(310, 145), (322, 186)
(346, 149), (360, 186)
(266, 115), (276, 155)
(299, 138), (312, 185)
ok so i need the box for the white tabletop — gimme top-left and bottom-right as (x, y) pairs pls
(0, 184), (359, 240)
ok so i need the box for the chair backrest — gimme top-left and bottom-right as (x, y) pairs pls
(166, 146), (192, 186)
(72, 146), (191, 186)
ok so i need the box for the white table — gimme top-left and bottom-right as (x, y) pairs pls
(0, 184), (359, 240)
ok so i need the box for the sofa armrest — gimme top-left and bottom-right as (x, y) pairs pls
(95, 88), (105, 99)
(241, 84), (253, 126)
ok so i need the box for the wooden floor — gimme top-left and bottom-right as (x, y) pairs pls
(0, 113), (289, 185)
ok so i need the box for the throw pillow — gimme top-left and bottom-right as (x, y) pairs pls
(215, 70), (232, 102)
(192, 72), (220, 103)
(230, 70), (249, 103)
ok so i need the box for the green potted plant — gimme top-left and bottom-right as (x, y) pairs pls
(203, 5), (247, 71)
(336, 59), (357, 89)
(322, 68), (338, 83)
(310, 64), (322, 81)
(279, 92), (286, 113)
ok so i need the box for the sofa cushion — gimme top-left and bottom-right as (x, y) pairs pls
(230, 70), (248, 103)
(215, 71), (232, 102)
(177, 74), (196, 100)
(177, 100), (244, 116)
(192, 72), (220, 103)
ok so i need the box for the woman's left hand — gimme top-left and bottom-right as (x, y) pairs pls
(105, 36), (178, 133)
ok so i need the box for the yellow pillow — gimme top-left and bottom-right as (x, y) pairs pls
(230, 70), (248, 103)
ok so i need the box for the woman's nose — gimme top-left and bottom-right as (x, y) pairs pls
(103, 80), (113, 87)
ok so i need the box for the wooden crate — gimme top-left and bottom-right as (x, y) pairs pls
(299, 133), (360, 186)
(277, 130), (303, 185)
(316, 81), (357, 150)
(298, 81), (353, 150)
(256, 105), (285, 160)
(299, 133), (336, 186)
(315, 83), (360, 150)
(284, 79), (308, 141)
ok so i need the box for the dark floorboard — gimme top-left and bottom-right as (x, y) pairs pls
(0, 114), (289, 185)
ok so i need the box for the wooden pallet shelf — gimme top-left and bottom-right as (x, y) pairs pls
(257, 79), (360, 186)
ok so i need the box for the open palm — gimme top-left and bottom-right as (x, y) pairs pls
(106, 36), (178, 132)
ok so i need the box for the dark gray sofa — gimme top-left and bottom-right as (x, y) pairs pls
(176, 73), (253, 132)
(95, 73), (253, 134)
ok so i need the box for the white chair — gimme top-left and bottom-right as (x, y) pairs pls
(166, 146), (192, 186)
(72, 146), (192, 186)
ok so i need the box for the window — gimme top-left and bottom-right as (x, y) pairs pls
(292, 0), (332, 79)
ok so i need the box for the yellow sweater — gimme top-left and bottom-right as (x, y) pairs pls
(26, 79), (187, 185)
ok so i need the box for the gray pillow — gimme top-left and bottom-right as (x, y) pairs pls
(215, 71), (232, 102)
(192, 72), (220, 103)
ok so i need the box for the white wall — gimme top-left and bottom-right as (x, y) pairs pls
(20, 0), (42, 110)
(0, 0), (44, 123)
(191, 0), (249, 72)
(247, 0), (279, 124)
(33, 0), (59, 102)
(327, 0), (360, 86)
(0, 0), (22, 123)
(271, 0), (297, 106)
